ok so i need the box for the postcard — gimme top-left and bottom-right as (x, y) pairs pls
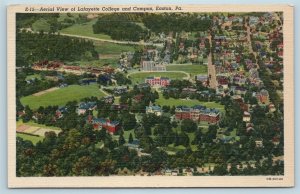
(7, 4), (294, 187)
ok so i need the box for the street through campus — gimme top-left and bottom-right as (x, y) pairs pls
(207, 35), (217, 89)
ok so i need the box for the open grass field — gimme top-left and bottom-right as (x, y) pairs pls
(156, 94), (224, 111)
(21, 84), (106, 109)
(166, 64), (208, 77)
(60, 19), (112, 40)
(129, 72), (188, 84)
(94, 41), (136, 55)
(17, 133), (44, 145)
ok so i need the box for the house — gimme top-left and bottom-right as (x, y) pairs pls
(217, 76), (229, 89)
(255, 139), (263, 148)
(77, 102), (97, 115)
(243, 111), (251, 122)
(102, 96), (114, 104)
(182, 168), (194, 176)
(181, 88), (197, 95)
(268, 103), (276, 112)
(133, 94), (144, 103)
(249, 68), (259, 79)
(195, 75), (208, 86)
(175, 105), (220, 124)
(113, 86), (128, 95)
(56, 106), (67, 119)
(246, 123), (255, 132)
(145, 76), (170, 87)
(146, 102), (162, 116)
(272, 137), (280, 146)
(111, 104), (129, 111)
(255, 89), (270, 105)
(137, 83), (151, 90)
(59, 83), (68, 88)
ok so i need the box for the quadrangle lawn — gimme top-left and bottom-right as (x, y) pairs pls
(21, 84), (106, 109)
(156, 94), (224, 111)
(129, 72), (188, 84)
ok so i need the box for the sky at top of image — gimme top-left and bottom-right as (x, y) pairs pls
(0, 0), (298, 194)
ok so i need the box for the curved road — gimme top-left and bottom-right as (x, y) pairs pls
(59, 33), (164, 47)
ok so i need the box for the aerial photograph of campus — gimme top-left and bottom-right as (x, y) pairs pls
(15, 12), (284, 176)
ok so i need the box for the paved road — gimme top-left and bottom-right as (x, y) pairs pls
(60, 33), (164, 47)
(207, 35), (217, 89)
(245, 24), (257, 59)
(20, 28), (164, 47)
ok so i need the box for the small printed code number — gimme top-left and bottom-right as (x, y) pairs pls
(266, 177), (283, 181)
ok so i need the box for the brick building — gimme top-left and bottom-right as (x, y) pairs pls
(175, 105), (220, 124)
(87, 116), (120, 134)
(145, 76), (170, 87)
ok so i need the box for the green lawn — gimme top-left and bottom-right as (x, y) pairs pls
(17, 133), (44, 145)
(21, 84), (106, 109)
(123, 129), (136, 141)
(166, 64), (207, 77)
(60, 19), (112, 40)
(25, 74), (41, 81)
(94, 41), (136, 55)
(156, 94), (224, 111)
(66, 58), (119, 68)
(32, 18), (50, 32)
(129, 72), (188, 84)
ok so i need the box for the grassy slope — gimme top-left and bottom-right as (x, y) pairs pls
(21, 84), (106, 109)
(32, 18), (50, 32)
(129, 72), (187, 84)
(166, 64), (208, 77)
(60, 19), (112, 40)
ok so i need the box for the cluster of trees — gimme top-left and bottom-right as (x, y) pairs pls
(113, 72), (132, 85)
(17, 90), (283, 176)
(16, 71), (57, 98)
(143, 13), (212, 33)
(16, 13), (60, 33)
(93, 14), (147, 41)
(162, 80), (218, 102)
(118, 85), (159, 113)
(16, 32), (98, 67)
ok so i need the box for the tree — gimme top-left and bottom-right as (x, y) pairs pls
(121, 112), (136, 131)
(181, 119), (198, 133)
(119, 134), (126, 145)
(128, 133), (134, 143)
